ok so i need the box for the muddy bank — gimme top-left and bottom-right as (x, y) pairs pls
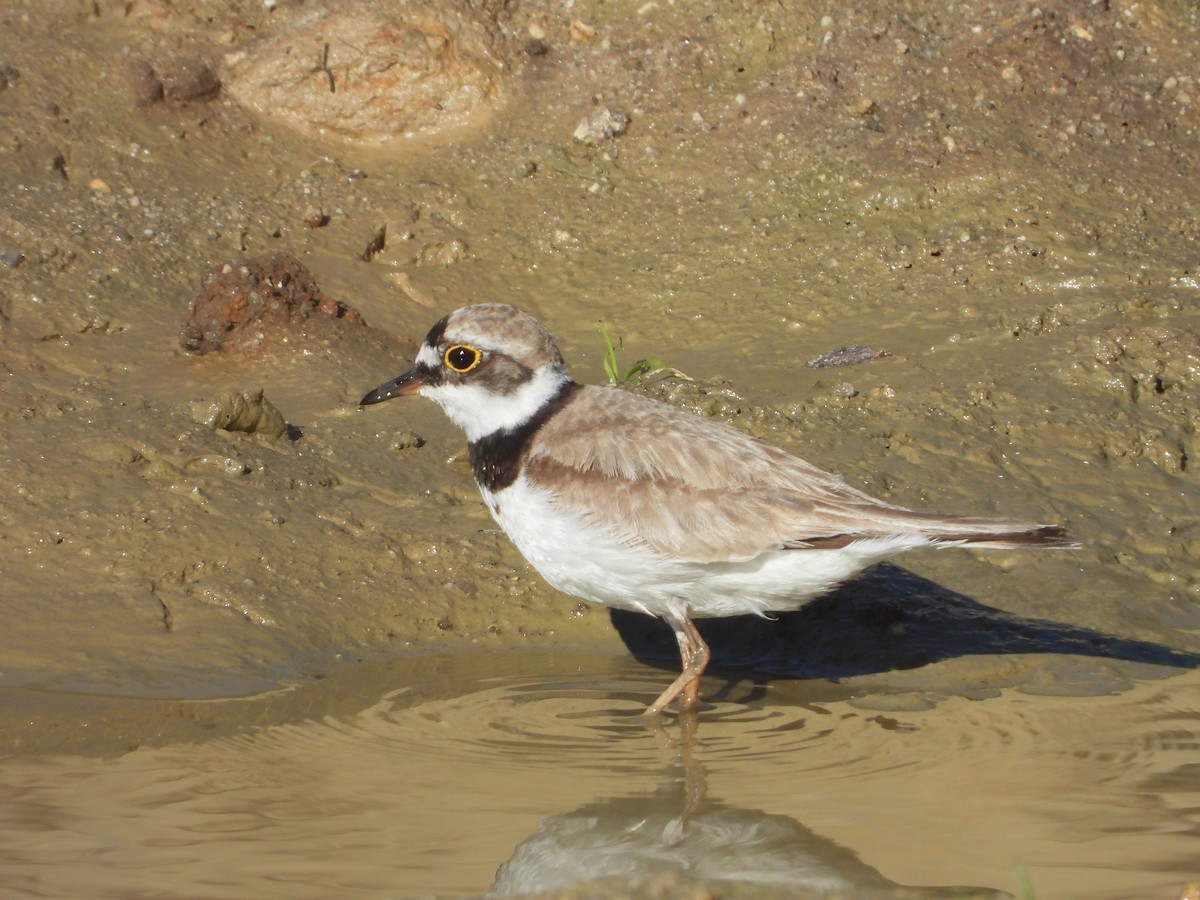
(0, 0), (1198, 743)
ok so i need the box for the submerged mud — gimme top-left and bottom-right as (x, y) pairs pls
(1, 0), (1200, 896)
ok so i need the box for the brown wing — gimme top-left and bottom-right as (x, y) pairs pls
(530, 386), (869, 494)
(526, 386), (1073, 562)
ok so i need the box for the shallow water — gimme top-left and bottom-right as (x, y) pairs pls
(2, 655), (1196, 898)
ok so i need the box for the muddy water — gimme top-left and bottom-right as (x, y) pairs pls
(1, 658), (1197, 897)
(3, 1), (1200, 897)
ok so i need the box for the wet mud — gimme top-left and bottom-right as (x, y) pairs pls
(1, 0), (1199, 896)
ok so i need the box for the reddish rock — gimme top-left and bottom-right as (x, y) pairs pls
(181, 253), (365, 354)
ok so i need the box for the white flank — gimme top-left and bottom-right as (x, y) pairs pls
(484, 474), (939, 620)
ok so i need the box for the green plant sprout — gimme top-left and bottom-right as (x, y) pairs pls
(1012, 862), (1036, 900)
(596, 320), (691, 385)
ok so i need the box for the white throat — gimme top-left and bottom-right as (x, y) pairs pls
(421, 364), (572, 442)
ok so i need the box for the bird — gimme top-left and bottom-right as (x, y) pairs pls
(360, 304), (1077, 716)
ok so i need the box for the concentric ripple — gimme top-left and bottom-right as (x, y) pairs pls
(0, 654), (1197, 898)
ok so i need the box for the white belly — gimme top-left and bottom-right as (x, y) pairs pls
(480, 475), (928, 620)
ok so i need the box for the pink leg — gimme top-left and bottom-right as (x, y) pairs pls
(645, 612), (711, 716)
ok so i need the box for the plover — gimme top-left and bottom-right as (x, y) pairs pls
(361, 304), (1076, 715)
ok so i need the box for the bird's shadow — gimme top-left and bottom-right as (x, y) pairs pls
(609, 563), (1200, 688)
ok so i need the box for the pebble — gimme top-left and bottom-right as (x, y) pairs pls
(388, 431), (426, 452)
(415, 239), (469, 267)
(512, 160), (538, 179)
(131, 55), (221, 106)
(573, 108), (629, 144)
(569, 20), (595, 41)
(302, 207), (328, 228)
(807, 345), (891, 369)
(833, 382), (859, 399)
(190, 388), (289, 440)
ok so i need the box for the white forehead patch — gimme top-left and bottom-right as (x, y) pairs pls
(415, 343), (441, 367)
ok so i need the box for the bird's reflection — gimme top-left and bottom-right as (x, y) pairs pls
(490, 714), (1007, 898)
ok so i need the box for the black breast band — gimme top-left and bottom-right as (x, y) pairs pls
(469, 381), (581, 492)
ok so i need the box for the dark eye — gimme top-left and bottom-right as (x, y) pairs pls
(444, 344), (481, 373)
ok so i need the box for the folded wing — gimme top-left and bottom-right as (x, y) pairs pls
(526, 386), (1075, 562)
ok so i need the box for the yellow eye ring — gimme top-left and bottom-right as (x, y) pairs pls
(444, 344), (482, 373)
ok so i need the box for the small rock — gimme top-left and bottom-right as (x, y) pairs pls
(0, 249), (24, 269)
(302, 207), (328, 228)
(160, 56), (220, 102)
(806, 345), (891, 369)
(568, 19), (595, 41)
(361, 225), (387, 262)
(132, 54), (221, 106)
(415, 239), (469, 267)
(1069, 23), (1095, 42)
(388, 431), (426, 452)
(833, 382), (859, 399)
(130, 61), (165, 106)
(191, 388), (289, 440)
(1001, 65), (1024, 89)
(573, 108), (630, 144)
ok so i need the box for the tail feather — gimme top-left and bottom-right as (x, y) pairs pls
(792, 523), (1079, 551)
(933, 524), (1079, 550)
